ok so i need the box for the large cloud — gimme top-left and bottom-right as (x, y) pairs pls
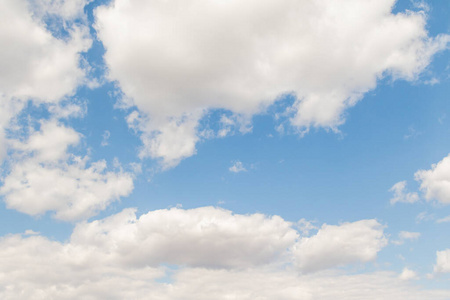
(71, 206), (298, 268)
(0, 120), (134, 221)
(56, 207), (386, 270)
(0, 208), (447, 299)
(0, 0), (91, 161)
(415, 154), (450, 205)
(95, 0), (449, 167)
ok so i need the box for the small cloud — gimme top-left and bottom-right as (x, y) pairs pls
(436, 215), (450, 223)
(424, 77), (439, 85)
(24, 230), (40, 236)
(129, 162), (143, 175)
(416, 211), (435, 223)
(101, 130), (110, 146)
(433, 249), (450, 274)
(392, 231), (421, 245)
(229, 161), (247, 173)
(399, 268), (418, 280)
(404, 126), (421, 140)
(389, 181), (419, 205)
(411, 0), (430, 12)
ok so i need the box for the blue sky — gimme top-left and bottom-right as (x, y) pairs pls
(0, 0), (450, 298)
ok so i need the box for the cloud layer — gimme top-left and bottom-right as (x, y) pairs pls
(0, 207), (448, 299)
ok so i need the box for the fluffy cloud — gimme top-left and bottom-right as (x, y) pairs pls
(0, 120), (134, 221)
(0, 233), (165, 300)
(95, 0), (449, 167)
(71, 206), (297, 268)
(399, 268), (418, 280)
(434, 249), (450, 274)
(0, 0), (91, 161)
(0, 209), (446, 299)
(293, 219), (387, 273)
(389, 181), (419, 204)
(415, 154), (450, 204)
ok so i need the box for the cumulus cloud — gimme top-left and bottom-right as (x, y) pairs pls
(95, 0), (449, 167)
(71, 206), (297, 268)
(293, 219), (387, 273)
(0, 0), (91, 161)
(0, 120), (134, 221)
(0, 206), (387, 272)
(0, 212), (447, 299)
(389, 181), (419, 204)
(415, 154), (450, 205)
(399, 267), (419, 280)
(434, 249), (450, 274)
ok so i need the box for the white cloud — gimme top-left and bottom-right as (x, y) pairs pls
(0, 0), (91, 161)
(293, 219), (387, 273)
(0, 120), (134, 221)
(399, 231), (421, 240)
(0, 0), (91, 102)
(95, 0), (449, 167)
(136, 112), (202, 169)
(71, 206), (298, 268)
(392, 231), (421, 245)
(436, 215), (450, 223)
(399, 267), (419, 280)
(0, 206), (388, 272)
(415, 154), (450, 204)
(0, 224), (448, 300)
(389, 181), (419, 204)
(229, 161), (247, 173)
(434, 249), (450, 274)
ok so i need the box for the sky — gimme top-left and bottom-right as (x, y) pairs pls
(0, 0), (450, 299)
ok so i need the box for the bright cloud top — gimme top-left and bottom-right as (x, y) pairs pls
(95, 0), (448, 167)
(71, 206), (298, 268)
(415, 154), (450, 205)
